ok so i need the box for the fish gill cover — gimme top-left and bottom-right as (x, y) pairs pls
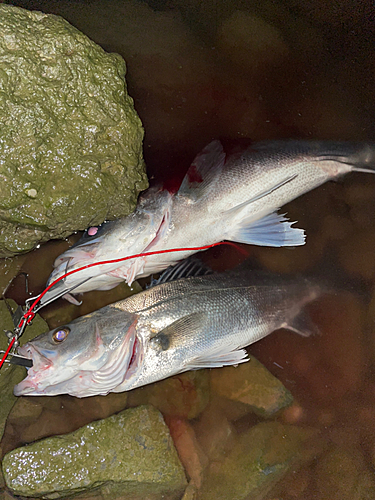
(0, 4), (148, 257)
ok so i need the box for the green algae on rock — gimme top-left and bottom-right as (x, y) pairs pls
(2, 405), (187, 499)
(0, 4), (147, 257)
(198, 422), (318, 500)
(0, 299), (48, 442)
(210, 356), (293, 417)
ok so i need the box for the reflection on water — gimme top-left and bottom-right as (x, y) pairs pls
(1, 0), (375, 498)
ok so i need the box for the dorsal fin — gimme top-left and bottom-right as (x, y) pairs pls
(148, 257), (213, 288)
(177, 140), (225, 201)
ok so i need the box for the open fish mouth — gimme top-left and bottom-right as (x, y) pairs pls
(14, 320), (143, 398)
(13, 344), (53, 396)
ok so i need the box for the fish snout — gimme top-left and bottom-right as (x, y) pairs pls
(13, 344), (54, 396)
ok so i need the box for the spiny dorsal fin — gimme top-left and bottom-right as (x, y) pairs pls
(148, 257), (213, 288)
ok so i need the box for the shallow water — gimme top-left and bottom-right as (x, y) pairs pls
(1, 0), (375, 499)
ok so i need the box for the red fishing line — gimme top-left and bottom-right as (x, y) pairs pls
(23, 241), (246, 322)
(0, 241), (247, 367)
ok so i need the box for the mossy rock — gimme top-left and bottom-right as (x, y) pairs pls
(3, 405), (187, 499)
(0, 4), (147, 257)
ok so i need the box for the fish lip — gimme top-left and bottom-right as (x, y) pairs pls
(14, 344), (53, 396)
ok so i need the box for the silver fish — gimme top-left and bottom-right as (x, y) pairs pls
(43, 139), (374, 305)
(14, 265), (321, 397)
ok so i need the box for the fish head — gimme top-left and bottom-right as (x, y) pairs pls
(46, 187), (172, 295)
(14, 306), (139, 397)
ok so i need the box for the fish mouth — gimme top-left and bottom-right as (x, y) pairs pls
(13, 344), (53, 396)
(15, 319), (142, 398)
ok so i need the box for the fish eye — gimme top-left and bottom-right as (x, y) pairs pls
(87, 226), (99, 236)
(84, 222), (107, 238)
(52, 327), (70, 343)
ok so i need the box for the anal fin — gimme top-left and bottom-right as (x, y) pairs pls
(228, 211), (306, 247)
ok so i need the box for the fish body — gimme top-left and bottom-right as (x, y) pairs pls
(44, 139), (375, 304)
(15, 265), (321, 397)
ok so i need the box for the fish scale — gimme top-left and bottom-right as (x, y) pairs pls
(14, 265), (321, 397)
(41, 139), (375, 307)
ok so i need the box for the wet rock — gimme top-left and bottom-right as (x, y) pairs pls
(199, 422), (319, 500)
(316, 446), (375, 500)
(193, 403), (237, 461)
(0, 4), (147, 257)
(210, 356), (293, 417)
(166, 418), (208, 488)
(0, 256), (27, 295)
(268, 464), (312, 499)
(13, 392), (129, 446)
(127, 370), (209, 420)
(181, 481), (198, 500)
(0, 491), (18, 500)
(3, 405), (187, 499)
(0, 299), (48, 441)
(6, 398), (43, 428)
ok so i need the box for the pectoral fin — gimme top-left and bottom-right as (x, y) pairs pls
(151, 312), (249, 369)
(150, 312), (207, 350)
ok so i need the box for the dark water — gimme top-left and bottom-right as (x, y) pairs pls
(2, 0), (375, 498)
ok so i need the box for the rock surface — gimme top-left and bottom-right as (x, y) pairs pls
(315, 446), (375, 500)
(127, 370), (209, 420)
(0, 299), (48, 442)
(0, 4), (147, 257)
(198, 422), (318, 500)
(210, 356), (293, 417)
(2, 405), (187, 499)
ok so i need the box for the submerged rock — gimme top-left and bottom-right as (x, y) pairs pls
(315, 445), (375, 500)
(166, 418), (208, 488)
(0, 4), (147, 257)
(3, 405), (187, 499)
(198, 422), (318, 500)
(0, 299), (48, 442)
(127, 370), (209, 420)
(210, 356), (293, 417)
